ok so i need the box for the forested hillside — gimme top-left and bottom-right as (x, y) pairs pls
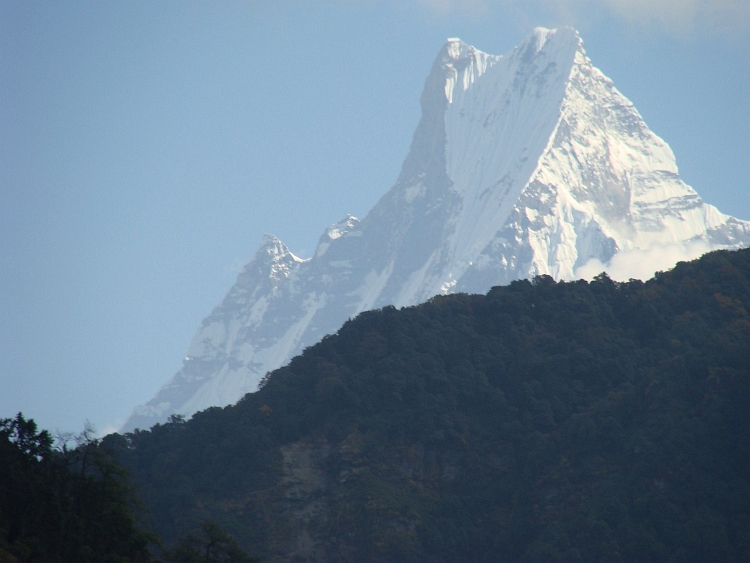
(114, 249), (750, 562)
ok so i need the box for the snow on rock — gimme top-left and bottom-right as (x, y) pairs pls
(122, 28), (750, 432)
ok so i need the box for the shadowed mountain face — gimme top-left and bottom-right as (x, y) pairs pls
(116, 249), (750, 562)
(124, 27), (750, 432)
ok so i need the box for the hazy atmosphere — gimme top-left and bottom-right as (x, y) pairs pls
(2, 0), (749, 435)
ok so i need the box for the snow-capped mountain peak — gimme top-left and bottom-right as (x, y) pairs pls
(122, 28), (750, 432)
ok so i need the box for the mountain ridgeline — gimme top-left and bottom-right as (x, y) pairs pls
(124, 27), (750, 431)
(113, 248), (750, 562)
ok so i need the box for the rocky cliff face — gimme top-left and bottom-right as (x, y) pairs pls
(256, 435), (465, 562)
(123, 27), (750, 432)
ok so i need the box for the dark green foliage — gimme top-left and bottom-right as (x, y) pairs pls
(0, 414), (156, 562)
(118, 249), (750, 562)
(162, 521), (258, 563)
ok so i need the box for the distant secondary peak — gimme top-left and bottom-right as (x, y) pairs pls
(325, 215), (360, 240)
(257, 234), (302, 262)
(315, 215), (361, 258)
(234, 233), (304, 289)
(260, 233), (285, 248)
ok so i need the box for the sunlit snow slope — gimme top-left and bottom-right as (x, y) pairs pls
(123, 27), (750, 431)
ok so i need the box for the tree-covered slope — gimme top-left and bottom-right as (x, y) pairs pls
(115, 249), (750, 562)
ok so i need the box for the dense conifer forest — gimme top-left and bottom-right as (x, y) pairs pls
(4, 248), (750, 561)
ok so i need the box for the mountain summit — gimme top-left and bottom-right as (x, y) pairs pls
(123, 28), (750, 431)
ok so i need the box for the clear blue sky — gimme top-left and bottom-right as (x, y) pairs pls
(2, 0), (749, 434)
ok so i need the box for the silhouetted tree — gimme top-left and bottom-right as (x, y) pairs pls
(162, 522), (258, 563)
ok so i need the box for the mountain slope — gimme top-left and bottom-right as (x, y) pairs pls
(124, 27), (750, 431)
(115, 248), (750, 562)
